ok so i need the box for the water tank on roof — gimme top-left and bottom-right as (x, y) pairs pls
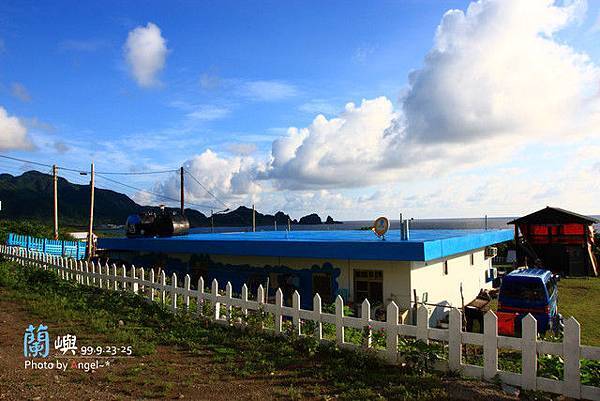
(126, 206), (190, 238)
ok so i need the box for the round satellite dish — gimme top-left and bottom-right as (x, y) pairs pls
(372, 216), (389, 239)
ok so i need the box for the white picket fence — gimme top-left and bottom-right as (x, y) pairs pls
(2, 245), (599, 400)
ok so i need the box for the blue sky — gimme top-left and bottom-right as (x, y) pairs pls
(1, 0), (600, 220)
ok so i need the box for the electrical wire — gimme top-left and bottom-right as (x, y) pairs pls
(183, 169), (229, 208)
(95, 173), (219, 211)
(183, 168), (257, 227)
(0, 153), (234, 214)
(0, 154), (178, 176)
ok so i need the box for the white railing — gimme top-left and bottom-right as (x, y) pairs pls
(2, 245), (599, 401)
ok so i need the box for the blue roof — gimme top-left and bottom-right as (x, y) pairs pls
(98, 228), (513, 262)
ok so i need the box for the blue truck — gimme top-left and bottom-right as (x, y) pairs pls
(497, 268), (562, 336)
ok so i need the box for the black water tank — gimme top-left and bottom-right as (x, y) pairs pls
(125, 209), (189, 238)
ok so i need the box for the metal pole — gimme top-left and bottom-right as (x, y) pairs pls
(288, 217), (291, 231)
(252, 204), (256, 232)
(53, 165), (59, 240)
(485, 214), (488, 230)
(180, 167), (185, 216)
(86, 162), (95, 260)
(211, 209), (214, 233)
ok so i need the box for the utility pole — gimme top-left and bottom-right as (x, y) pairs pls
(180, 167), (185, 216)
(288, 217), (291, 231)
(86, 162), (95, 260)
(252, 204), (256, 232)
(53, 165), (59, 240)
(274, 217), (277, 231)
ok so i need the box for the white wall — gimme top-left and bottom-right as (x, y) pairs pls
(410, 249), (492, 325)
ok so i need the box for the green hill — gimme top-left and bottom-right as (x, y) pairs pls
(0, 171), (332, 229)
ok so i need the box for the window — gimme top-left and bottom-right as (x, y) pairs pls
(443, 261), (449, 275)
(353, 270), (383, 304)
(500, 281), (546, 302)
(470, 254), (475, 266)
(545, 278), (557, 297)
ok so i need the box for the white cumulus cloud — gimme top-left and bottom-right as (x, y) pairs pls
(151, 0), (600, 215)
(262, 0), (600, 189)
(154, 149), (263, 207)
(0, 106), (33, 150)
(124, 22), (168, 87)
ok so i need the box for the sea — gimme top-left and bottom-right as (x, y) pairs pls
(189, 216), (518, 234)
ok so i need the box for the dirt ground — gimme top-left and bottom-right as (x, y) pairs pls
(0, 290), (521, 401)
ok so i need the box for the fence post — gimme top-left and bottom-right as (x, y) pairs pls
(225, 282), (233, 321)
(241, 284), (248, 318)
(311, 294), (322, 340)
(160, 270), (166, 304)
(212, 279), (220, 321)
(94, 262), (100, 288)
(416, 305), (429, 344)
(563, 317), (581, 399)
(122, 265), (127, 292)
(292, 290), (301, 336)
(196, 277), (204, 316)
(257, 284), (265, 304)
(131, 265), (138, 294)
(483, 311), (498, 380)
(386, 301), (399, 363)
(43, 239), (47, 254)
(110, 264), (116, 290)
(149, 269), (155, 302)
(140, 268), (145, 296)
(335, 295), (345, 345)
(521, 314), (537, 390)
(183, 274), (190, 310)
(275, 288), (283, 334)
(171, 273), (178, 312)
(76, 260), (82, 284)
(361, 299), (371, 349)
(84, 261), (90, 286)
(448, 308), (463, 372)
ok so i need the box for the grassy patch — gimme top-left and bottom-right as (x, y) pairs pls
(557, 277), (600, 346)
(0, 259), (566, 400)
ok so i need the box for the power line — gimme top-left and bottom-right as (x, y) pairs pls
(0, 154), (178, 176)
(95, 173), (219, 211)
(95, 169), (178, 175)
(184, 168), (229, 208)
(0, 153), (228, 213)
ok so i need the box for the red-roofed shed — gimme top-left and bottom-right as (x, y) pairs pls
(508, 207), (598, 276)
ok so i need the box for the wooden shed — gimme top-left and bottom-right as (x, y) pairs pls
(508, 207), (598, 277)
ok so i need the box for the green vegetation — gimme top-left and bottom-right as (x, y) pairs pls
(0, 219), (74, 242)
(0, 260), (460, 400)
(2, 258), (598, 398)
(557, 277), (600, 346)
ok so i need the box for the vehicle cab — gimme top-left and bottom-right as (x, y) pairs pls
(497, 268), (560, 336)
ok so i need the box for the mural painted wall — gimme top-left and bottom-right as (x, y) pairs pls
(107, 250), (340, 308)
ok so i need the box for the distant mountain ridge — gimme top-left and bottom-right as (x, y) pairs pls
(0, 171), (341, 228)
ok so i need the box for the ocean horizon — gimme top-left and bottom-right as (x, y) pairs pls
(189, 215), (600, 234)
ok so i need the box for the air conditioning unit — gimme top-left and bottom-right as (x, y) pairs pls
(485, 246), (498, 258)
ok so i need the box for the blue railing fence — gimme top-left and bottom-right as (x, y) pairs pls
(6, 233), (87, 260)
